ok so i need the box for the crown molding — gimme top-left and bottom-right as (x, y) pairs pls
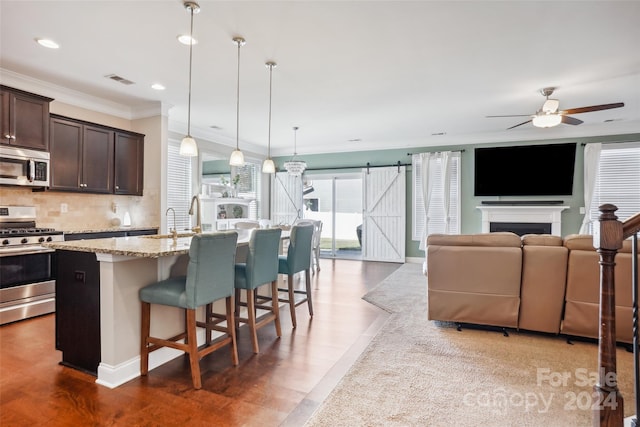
(0, 68), (166, 120)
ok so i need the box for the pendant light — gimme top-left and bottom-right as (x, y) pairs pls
(229, 37), (246, 166)
(179, 1), (200, 157)
(284, 126), (307, 176)
(262, 62), (277, 174)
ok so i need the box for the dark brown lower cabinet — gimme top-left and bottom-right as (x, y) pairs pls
(55, 250), (101, 375)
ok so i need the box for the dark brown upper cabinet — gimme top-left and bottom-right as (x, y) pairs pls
(49, 115), (144, 195)
(114, 131), (144, 196)
(1, 85), (53, 151)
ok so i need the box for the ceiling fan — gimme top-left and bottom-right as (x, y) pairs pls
(487, 87), (624, 130)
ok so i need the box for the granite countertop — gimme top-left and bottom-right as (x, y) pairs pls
(43, 235), (193, 258)
(43, 229), (257, 259)
(63, 226), (159, 234)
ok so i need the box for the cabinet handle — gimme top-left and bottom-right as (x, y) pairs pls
(115, 185), (119, 190)
(4, 134), (12, 139)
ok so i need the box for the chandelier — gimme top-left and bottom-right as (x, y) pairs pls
(284, 126), (306, 176)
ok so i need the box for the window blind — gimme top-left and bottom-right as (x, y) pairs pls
(167, 140), (193, 232)
(589, 141), (640, 227)
(412, 152), (461, 241)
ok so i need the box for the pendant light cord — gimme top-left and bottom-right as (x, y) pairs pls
(235, 40), (241, 151)
(267, 62), (275, 158)
(293, 126), (298, 157)
(186, 5), (194, 136)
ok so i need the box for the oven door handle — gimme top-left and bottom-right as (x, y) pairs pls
(0, 246), (55, 257)
(28, 159), (35, 182)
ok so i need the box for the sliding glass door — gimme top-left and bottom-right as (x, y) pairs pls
(303, 173), (362, 259)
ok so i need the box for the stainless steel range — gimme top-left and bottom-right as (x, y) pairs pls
(0, 205), (63, 325)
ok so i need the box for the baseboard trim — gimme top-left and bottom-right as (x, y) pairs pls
(95, 329), (206, 388)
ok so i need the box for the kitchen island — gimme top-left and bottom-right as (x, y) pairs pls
(44, 231), (253, 388)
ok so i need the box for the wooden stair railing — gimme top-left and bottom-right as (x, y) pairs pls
(594, 204), (640, 427)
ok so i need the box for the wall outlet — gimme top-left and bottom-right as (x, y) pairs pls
(60, 203), (68, 213)
(74, 271), (85, 283)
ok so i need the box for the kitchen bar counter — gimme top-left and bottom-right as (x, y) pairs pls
(63, 226), (160, 235)
(45, 235), (194, 258)
(45, 229), (281, 388)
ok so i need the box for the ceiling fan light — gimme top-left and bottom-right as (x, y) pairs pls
(262, 158), (276, 174)
(532, 114), (562, 128)
(542, 99), (559, 113)
(229, 149), (245, 166)
(180, 136), (198, 156)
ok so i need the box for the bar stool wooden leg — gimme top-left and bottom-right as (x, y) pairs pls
(185, 309), (201, 389)
(140, 301), (151, 376)
(226, 295), (239, 365)
(271, 280), (282, 337)
(288, 274), (297, 328)
(305, 268), (313, 317)
(246, 289), (259, 353)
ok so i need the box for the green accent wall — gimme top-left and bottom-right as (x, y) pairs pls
(272, 133), (639, 259)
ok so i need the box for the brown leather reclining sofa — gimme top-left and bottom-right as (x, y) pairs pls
(426, 232), (637, 343)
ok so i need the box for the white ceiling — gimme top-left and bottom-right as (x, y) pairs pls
(1, 0), (639, 157)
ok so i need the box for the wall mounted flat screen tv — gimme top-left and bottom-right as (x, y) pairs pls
(474, 143), (577, 197)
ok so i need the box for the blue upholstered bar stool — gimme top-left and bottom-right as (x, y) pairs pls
(234, 227), (282, 354)
(277, 224), (314, 328)
(139, 231), (239, 389)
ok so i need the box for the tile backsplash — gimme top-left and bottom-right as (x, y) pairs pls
(0, 187), (159, 232)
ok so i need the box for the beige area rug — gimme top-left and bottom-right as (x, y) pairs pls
(304, 263), (636, 427)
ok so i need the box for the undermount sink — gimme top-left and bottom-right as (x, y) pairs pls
(141, 232), (195, 239)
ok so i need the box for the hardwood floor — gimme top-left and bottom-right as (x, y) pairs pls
(0, 259), (401, 426)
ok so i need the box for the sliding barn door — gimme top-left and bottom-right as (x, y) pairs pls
(271, 172), (303, 226)
(362, 166), (406, 262)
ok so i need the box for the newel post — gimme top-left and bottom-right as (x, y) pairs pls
(593, 203), (624, 427)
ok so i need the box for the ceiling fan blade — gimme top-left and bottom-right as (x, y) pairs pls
(560, 102), (624, 115)
(486, 114), (532, 118)
(561, 115), (583, 125)
(507, 119), (532, 130)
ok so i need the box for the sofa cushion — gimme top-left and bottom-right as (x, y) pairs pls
(427, 232), (521, 248)
(521, 234), (563, 246)
(564, 233), (634, 253)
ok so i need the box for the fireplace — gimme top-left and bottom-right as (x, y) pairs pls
(477, 205), (569, 236)
(490, 221), (552, 236)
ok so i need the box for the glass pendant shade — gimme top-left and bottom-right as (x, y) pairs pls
(262, 158), (276, 174)
(532, 113), (562, 128)
(284, 159), (307, 176)
(180, 135), (198, 156)
(229, 149), (245, 166)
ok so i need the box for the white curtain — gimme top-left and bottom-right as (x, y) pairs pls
(419, 152), (434, 251)
(579, 143), (601, 234)
(441, 151), (452, 234)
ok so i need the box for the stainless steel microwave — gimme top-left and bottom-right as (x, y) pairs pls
(0, 146), (50, 187)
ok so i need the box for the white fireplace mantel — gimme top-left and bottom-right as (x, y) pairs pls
(477, 205), (570, 236)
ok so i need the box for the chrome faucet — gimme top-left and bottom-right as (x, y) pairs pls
(188, 195), (202, 234)
(166, 207), (177, 240)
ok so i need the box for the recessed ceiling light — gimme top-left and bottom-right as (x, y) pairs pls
(348, 138), (362, 142)
(35, 38), (59, 49)
(151, 83), (165, 90)
(431, 132), (447, 136)
(210, 125), (222, 130)
(178, 35), (198, 45)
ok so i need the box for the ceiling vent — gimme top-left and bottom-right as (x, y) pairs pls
(104, 74), (135, 85)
